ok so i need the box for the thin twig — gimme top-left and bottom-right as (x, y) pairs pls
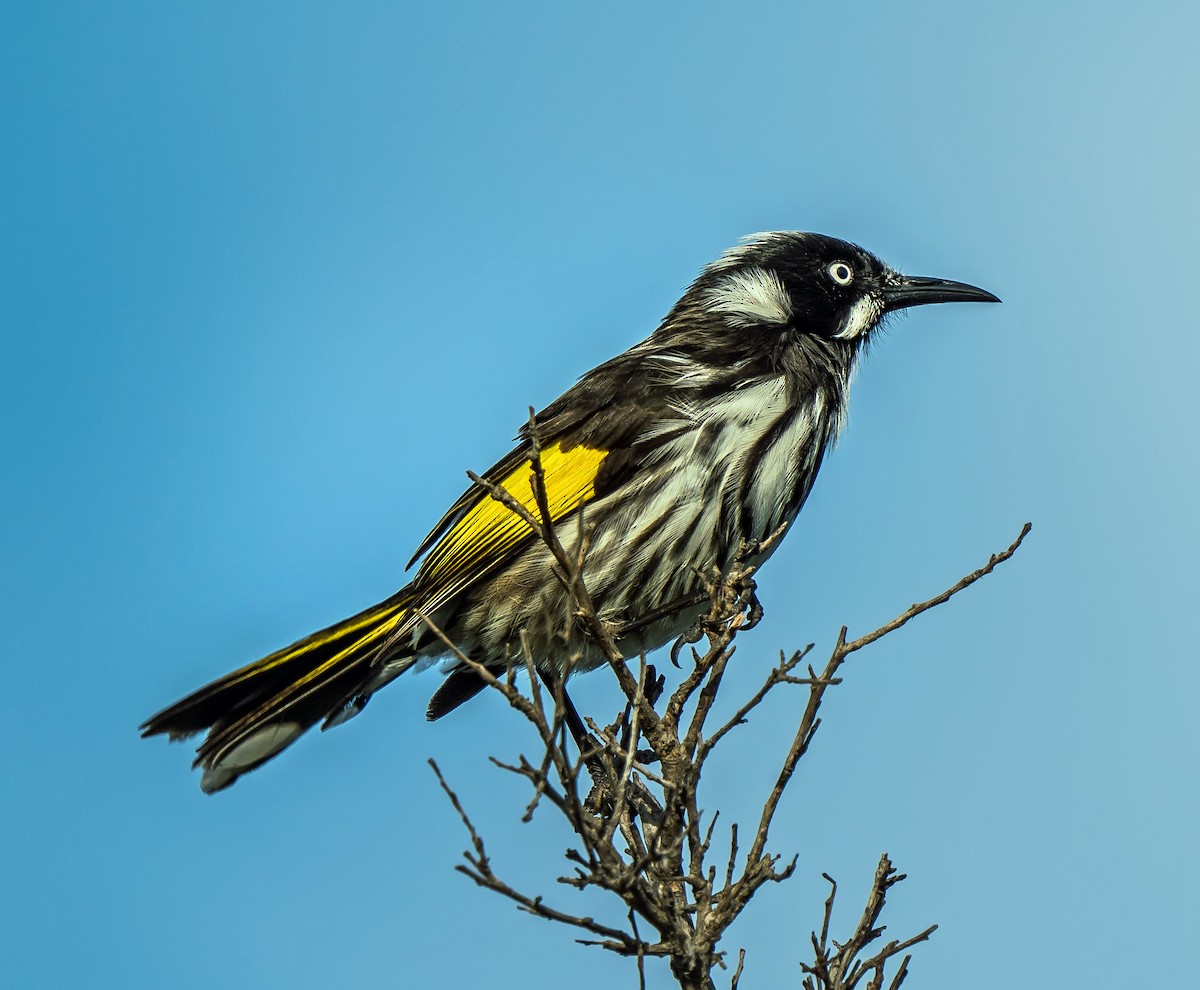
(730, 948), (746, 990)
(429, 758), (648, 953)
(698, 646), (821, 762)
(748, 523), (1032, 866)
(425, 469), (1031, 990)
(842, 522), (1031, 656)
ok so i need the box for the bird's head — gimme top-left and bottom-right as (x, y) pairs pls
(678, 231), (1000, 345)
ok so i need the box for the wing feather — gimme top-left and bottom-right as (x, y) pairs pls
(405, 350), (687, 624)
(414, 440), (607, 597)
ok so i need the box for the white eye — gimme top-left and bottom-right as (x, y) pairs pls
(828, 262), (854, 286)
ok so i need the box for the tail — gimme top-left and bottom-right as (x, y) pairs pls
(141, 590), (416, 793)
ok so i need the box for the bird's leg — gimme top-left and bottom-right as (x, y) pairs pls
(535, 667), (620, 815)
(738, 574), (764, 631)
(537, 666), (665, 829)
(625, 663), (664, 766)
(536, 666), (595, 759)
(669, 560), (764, 665)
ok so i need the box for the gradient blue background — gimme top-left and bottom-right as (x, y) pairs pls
(4, 3), (1196, 986)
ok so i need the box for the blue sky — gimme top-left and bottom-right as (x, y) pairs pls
(3, 2), (1198, 986)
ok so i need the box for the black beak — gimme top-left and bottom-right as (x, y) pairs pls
(882, 274), (1001, 312)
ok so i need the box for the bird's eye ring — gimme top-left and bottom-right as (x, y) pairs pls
(828, 262), (854, 286)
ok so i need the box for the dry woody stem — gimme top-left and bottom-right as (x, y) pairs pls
(428, 413), (1031, 989)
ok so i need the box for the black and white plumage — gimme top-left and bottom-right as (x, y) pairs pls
(142, 232), (1000, 791)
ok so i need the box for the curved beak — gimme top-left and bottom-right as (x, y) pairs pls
(882, 273), (1001, 312)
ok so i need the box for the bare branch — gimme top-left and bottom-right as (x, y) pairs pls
(424, 484), (1032, 988)
(730, 948), (746, 990)
(429, 759), (650, 954)
(842, 522), (1031, 656)
(749, 523), (1032, 865)
(801, 854), (935, 990)
(698, 646), (822, 762)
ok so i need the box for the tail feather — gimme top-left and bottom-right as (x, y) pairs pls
(425, 667), (491, 720)
(141, 590), (415, 792)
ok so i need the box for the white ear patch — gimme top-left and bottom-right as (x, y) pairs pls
(834, 294), (884, 339)
(705, 267), (793, 327)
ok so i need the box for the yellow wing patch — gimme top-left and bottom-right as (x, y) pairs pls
(419, 441), (608, 587)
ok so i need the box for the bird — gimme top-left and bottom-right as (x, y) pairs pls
(141, 231), (1000, 792)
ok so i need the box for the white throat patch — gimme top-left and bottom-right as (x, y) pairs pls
(834, 294), (884, 340)
(704, 267), (793, 327)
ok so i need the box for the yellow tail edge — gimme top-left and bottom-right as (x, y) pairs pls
(141, 589), (414, 792)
